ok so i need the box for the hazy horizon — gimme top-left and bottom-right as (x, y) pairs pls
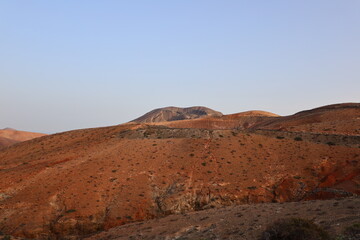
(1, 1), (360, 133)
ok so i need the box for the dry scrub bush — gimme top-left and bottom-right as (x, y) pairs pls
(260, 218), (330, 240)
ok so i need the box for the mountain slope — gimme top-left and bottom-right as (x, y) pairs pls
(131, 106), (223, 123)
(252, 103), (360, 135)
(0, 128), (46, 149)
(0, 136), (19, 149)
(0, 128), (46, 142)
(86, 197), (360, 240)
(0, 103), (359, 239)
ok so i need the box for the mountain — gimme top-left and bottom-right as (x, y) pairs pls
(0, 128), (46, 149)
(0, 103), (359, 239)
(0, 136), (19, 149)
(155, 110), (279, 130)
(253, 102), (360, 135)
(131, 106), (223, 123)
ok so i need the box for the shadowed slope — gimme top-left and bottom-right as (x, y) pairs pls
(0, 136), (19, 149)
(86, 197), (360, 240)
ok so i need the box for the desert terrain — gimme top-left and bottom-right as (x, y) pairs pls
(0, 128), (46, 149)
(86, 196), (360, 240)
(0, 103), (359, 239)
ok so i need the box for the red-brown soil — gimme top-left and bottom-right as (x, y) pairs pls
(0, 128), (46, 149)
(0, 136), (19, 149)
(253, 103), (360, 135)
(0, 103), (359, 239)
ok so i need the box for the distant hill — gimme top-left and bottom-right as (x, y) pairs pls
(0, 128), (46, 148)
(0, 136), (19, 149)
(155, 110), (279, 130)
(131, 106), (223, 123)
(253, 102), (360, 135)
(224, 110), (279, 118)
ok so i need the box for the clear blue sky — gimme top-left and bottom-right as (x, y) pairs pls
(1, 1), (359, 133)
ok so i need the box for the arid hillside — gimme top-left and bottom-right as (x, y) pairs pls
(155, 110), (279, 130)
(253, 103), (360, 135)
(0, 136), (19, 149)
(86, 196), (360, 240)
(0, 103), (359, 239)
(131, 106), (223, 123)
(0, 128), (46, 149)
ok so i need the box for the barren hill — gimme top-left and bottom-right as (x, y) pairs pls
(0, 103), (359, 239)
(0, 128), (46, 149)
(253, 103), (360, 135)
(155, 110), (279, 130)
(0, 136), (19, 149)
(131, 106), (223, 123)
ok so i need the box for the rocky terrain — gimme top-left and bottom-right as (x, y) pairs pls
(0, 128), (46, 149)
(86, 196), (360, 240)
(131, 106), (223, 123)
(0, 103), (359, 239)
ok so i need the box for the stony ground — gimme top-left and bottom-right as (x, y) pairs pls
(86, 196), (360, 240)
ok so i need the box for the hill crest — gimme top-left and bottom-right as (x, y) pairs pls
(131, 106), (223, 123)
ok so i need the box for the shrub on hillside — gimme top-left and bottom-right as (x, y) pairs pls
(260, 218), (330, 240)
(336, 222), (360, 240)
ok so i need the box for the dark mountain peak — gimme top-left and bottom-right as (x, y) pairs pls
(131, 106), (223, 123)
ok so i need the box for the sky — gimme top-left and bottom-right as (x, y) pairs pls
(1, 1), (359, 133)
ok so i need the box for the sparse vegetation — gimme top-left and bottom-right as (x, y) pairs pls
(336, 222), (360, 240)
(260, 218), (330, 240)
(65, 209), (76, 213)
(1, 104), (360, 239)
